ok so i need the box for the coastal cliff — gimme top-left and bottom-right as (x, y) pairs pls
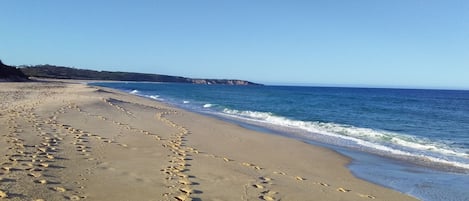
(20, 65), (261, 86)
(0, 60), (29, 81)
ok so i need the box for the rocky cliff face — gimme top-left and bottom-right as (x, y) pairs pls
(190, 79), (258, 85)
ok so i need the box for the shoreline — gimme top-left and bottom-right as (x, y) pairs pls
(0, 81), (418, 201)
(91, 80), (469, 201)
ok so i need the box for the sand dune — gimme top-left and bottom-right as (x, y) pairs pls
(0, 82), (418, 201)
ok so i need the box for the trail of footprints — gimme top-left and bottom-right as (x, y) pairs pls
(65, 98), (197, 200)
(102, 98), (378, 201)
(152, 111), (377, 201)
(82, 100), (199, 200)
(156, 112), (197, 201)
(1, 91), (377, 201)
(0, 85), (120, 200)
(209, 153), (377, 200)
(190, 143), (352, 200)
(208, 153), (377, 200)
(0, 88), (131, 200)
(1, 98), (88, 200)
(49, 99), (199, 201)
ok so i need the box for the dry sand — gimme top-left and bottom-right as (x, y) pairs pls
(0, 81), (418, 201)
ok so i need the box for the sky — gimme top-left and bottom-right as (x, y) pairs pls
(1, 1), (468, 89)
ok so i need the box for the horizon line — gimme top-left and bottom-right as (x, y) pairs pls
(261, 82), (469, 91)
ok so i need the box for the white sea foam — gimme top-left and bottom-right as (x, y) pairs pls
(221, 108), (469, 170)
(127, 89), (163, 101)
(148, 95), (160, 100)
(183, 101), (190, 104)
(203, 103), (213, 108)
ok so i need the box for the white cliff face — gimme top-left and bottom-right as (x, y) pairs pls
(190, 79), (259, 85)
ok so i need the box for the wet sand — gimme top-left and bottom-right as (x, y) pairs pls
(0, 81), (418, 201)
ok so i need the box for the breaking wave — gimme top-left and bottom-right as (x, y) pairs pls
(221, 108), (469, 171)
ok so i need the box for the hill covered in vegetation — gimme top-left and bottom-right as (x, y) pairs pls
(20, 65), (260, 85)
(0, 60), (29, 81)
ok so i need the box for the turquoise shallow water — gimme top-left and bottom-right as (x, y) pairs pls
(91, 82), (469, 201)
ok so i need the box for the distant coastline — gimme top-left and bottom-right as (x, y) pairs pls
(18, 64), (261, 86)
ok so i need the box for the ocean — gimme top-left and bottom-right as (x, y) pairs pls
(90, 82), (469, 201)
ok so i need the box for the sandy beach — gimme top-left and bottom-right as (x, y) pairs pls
(0, 81), (418, 201)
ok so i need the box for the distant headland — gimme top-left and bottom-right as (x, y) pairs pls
(2, 61), (260, 85)
(0, 60), (29, 81)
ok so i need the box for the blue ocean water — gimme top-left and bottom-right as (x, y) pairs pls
(91, 82), (469, 201)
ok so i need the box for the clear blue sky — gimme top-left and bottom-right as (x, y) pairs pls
(1, 1), (468, 89)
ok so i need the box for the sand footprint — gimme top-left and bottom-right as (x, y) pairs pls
(337, 187), (351, 192)
(358, 193), (376, 199)
(52, 186), (67, 192)
(39, 163), (50, 168)
(295, 176), (306, 181)
(260, 177), (272, 183)
(273, 171), (286, 175)
(259, 194), (275, 201)
(0, 190), (8, 198)
(241, 162), (263, 170)
(28, 172), (42, 178)
(1, 167), (11, 172)
(253, 184), (265, 189)
(262, 190), (278, 195)
(174, 194), (191, 201)
(250, 177), (279, 200)
(317, 182), (330, 187)
(66, 195), (82, 200)
(178, 177), (192, 185)
(179, 187), (193, 194)
(36, 179), (48, 184)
